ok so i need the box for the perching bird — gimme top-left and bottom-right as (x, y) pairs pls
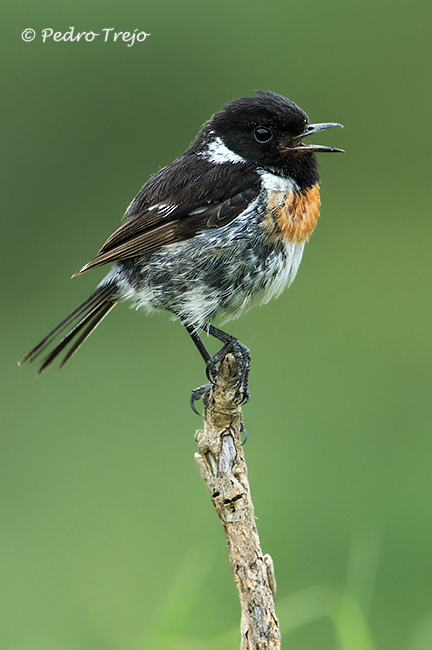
(20, 90), (343, 410)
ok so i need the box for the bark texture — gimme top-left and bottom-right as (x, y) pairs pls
(194, 354), (281, 649)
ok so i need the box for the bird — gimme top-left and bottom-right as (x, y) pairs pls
(19, 90), (343, 411)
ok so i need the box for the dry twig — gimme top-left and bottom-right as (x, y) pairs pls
(194, 354), (281, 649)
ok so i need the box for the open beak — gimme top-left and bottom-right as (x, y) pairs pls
(288, 122), (344, 153)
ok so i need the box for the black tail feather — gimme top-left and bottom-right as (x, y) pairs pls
(37, 300), (116, 374)
(57, 302), (115, 370)
(19, 282), (118, 372)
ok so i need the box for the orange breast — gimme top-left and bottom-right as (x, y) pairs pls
(264, 183), (321, 245)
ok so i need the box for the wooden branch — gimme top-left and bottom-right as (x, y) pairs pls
(194, 354), (281, 649)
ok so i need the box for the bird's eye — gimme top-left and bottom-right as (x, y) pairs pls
(253, 127), (273, 143)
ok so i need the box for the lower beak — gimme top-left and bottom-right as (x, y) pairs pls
(288, 122), (344, 153)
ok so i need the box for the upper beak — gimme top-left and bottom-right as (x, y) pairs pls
(287, 122), (344, 153)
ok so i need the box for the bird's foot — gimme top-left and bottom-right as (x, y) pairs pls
(190, 338), (250, 414)
(190, 382), (212, 415)
(205, 337), (250, 402)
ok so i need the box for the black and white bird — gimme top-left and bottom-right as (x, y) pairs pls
(20, 90), (343, 409)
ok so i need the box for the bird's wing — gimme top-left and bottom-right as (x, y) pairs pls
(75, 161), (260, 275)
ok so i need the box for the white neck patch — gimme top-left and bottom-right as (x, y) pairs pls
(258, 169), (299, 194)
(198, 136), (246, 165)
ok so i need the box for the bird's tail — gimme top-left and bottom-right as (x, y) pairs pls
(19, 281), (118, 373)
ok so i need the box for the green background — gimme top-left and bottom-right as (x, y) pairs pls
(2, 0), (431, 648)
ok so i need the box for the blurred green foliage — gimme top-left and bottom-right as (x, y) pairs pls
(2, 0), (431, 648)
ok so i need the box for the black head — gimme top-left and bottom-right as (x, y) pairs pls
(196, 91), (343, 188)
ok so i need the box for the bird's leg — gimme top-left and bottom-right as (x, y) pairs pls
(182, 321), (213, 414)
(182, 322), (250, 437)
(207, 325), (250, 404)
(182, 321), (212, 365)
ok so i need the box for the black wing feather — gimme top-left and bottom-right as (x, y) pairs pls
(75, 160), (260, 275)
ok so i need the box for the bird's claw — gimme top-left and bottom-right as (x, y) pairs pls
(190, 382), (212, 415)
(205, 361), (218, 384)
(190, 337), (250, 414)
(240, 421), (248, 445)
(202, 339), (250, 402)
